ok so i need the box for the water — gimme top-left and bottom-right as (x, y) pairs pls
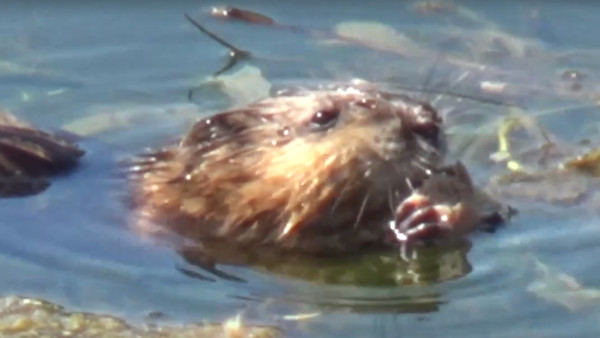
(1, 1), (600, 337)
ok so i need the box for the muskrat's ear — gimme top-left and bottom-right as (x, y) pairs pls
(180, 109), (265, 147)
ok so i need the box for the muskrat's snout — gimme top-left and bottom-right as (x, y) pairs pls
(337, 81), (446, 154)
(414, 103), (444, 148)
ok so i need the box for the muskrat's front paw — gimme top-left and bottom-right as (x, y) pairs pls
(389, 161), (515, 249)
(390, 190), (513, 250)
(390, 193), (457, 245)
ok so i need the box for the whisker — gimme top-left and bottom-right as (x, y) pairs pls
(387, 82), (516, 107)
(330, 175), (354, 215)
(405, 176), (415, 191)
(415, 151), (438, 170)
(387, 187), (395, 214)
(419, 52), (443, 102)
(432, 70), (471, 106)
(416, 136), (443, 158)
(409, 157), (432, 176)
(353, 190), (371, 229)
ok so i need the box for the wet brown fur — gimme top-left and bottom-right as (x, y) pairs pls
(133, 87), (444, 253)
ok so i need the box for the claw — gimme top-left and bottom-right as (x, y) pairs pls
(392, 192), (465, 245)
(398, 206), (436, 232)
(395, 193), (429, 226)
(403, 222), (443, 241)
(395, 195), (455, 230)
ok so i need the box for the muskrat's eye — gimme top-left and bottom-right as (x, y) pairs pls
(310, 108), (340, 131)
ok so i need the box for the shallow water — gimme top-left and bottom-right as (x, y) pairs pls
(2, 1), (600, 337)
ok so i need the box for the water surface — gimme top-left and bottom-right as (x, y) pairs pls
(1, 1), (600, 337)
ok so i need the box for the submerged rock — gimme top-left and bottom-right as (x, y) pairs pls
(0, 296), (282, 338)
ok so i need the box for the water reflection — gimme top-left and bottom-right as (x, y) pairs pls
(180, 239), (471, 287)
(172, 239), (472, 316)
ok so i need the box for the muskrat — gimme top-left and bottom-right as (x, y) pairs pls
(0, 111), (84, 197)
(132, 82), (509, 254)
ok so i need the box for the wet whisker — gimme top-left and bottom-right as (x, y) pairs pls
(387, 187), (395, 214)
(432, 70), (471, 106)
(330, 176), (354, 215)
(353, 190), (371, 229)
(405, 177), (416, 191)
(409, 158), (432, 176)
(419, 52), (443, 103)
(388, 82), (514, 107)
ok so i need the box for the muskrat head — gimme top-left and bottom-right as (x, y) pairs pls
(134, 84), (446, 253)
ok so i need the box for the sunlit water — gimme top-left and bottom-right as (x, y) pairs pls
(1, 1), (600, 337)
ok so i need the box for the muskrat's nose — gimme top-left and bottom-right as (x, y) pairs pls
(405, 102), (445, 152)
(412, 117), (444, 148)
